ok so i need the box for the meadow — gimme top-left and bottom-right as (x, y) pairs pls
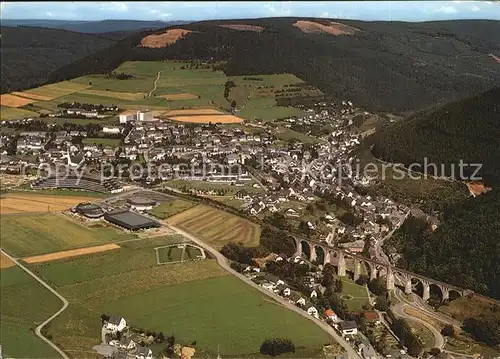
(167, 204), (261, 249)
(0, 266), (62, 358)
(149, 198), (194, 219)
(0, 213), (135, 257)
(31, 241), (331, 357)
(1, 60), (316, 124)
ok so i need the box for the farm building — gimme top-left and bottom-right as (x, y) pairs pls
(104, 315), (127, 333)
(127, 197), (158, 211)
(73, 202), (104, 219)
(104, 210), (160, 231)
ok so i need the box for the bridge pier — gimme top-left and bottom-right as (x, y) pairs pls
(324, 250), (331, 266)
(370, 265), (378, 280)
(422, 280), (430, 301)
(386, 267), (395, 291)
(404, 276), (412, 295)
(294, 238), (302, 257)
(337, 252), (346, 277)
(353, 258), (361, 282)
(310, 245), (317, 263)
(441, 286), (450, 301)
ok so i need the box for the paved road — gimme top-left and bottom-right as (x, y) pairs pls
(393, 288), (445, 349)
(166, 223), (362, 359)
(1, 249), (69, 359)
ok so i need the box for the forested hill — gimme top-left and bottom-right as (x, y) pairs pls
(372, 87), (500, 186)
(384, 188), (500, 299)
(0, 26), (117, 93)
(46, 17), (500, 112)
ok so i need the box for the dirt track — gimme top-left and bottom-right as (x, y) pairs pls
(23, 243), (120, 264)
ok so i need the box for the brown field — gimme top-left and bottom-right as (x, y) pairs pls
(170, 114), (243, 124)
(0, 193), (97, 214)
(81, 89), (146, 101)
(0, 94), (36, 108)
(164, 108), (224, 116)
(139, 29), (193, 48)
(23, 243), (121, 264)
(161, 93), (199, 100)
(0, 253), (15, 269)
(11, 91), (53, 101)
(24, 81), (91, 100)
(293, 21), (361, 36)
(219, 24), (265, 32)
(167, 204), (260, 249)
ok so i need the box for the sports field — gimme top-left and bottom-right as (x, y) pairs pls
(1, 266), (62, 358)
(31, 239), (331, 356)
(0, 213), (135, 257)
(0, 192), (98, 214)
(167, 204), (261, 249)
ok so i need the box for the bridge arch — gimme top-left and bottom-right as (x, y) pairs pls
(313, 245), (325, 265)
(300, 240), (311, 259)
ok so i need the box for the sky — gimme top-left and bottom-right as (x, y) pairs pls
(1, 1), (499, 22)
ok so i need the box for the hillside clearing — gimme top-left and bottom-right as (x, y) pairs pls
(169, 114), (243, 124)
(293, 20), (361, 36)
(139, 29), (194, 48)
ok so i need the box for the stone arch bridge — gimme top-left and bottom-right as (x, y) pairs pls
(294, 237), (473, 301)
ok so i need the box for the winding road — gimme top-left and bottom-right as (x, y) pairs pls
(166, 223), (363, 359)
(1, 249), (69, 359)
(147, 71), (162, 98)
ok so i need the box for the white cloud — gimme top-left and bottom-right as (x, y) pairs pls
(434, 5), (458, 14)
(319, 11), (329, 18)
(45, 11), (54, 17)
(470, 5), (481, 11)
(264, 3), (293, 16)
(99, 2), (129, 13)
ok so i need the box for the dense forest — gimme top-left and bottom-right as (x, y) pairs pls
(373, 87), (500, 186)
(383, 189), (500, 299)
(0, 26), (118, 93)
(39, 18), (500, 112)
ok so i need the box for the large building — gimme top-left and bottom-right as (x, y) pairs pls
(127, 197), (158, 211)
(137, 110), (153, 122)
(104, 210), (160, 231)
(73, 202), (104, 219)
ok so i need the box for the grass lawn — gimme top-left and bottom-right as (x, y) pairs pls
(276, 128), (321, 144)
(339, 277), (370, 312)
(157, 246), (184, 263)
(1, 213), (135, 257)
(82, 137), (121, 146)
(149, 198), (195, 219)
(0, 266), (62, 358)
(167, 204), (261, 249)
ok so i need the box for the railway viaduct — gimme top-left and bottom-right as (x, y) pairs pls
(294, 237), (473, 301)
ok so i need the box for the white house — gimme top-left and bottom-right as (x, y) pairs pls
(137, 111), (153, 122)
(135, 346), (153, 359)
(104, 315), (127, 333)
(339, 321), (358, 335)
(102, 126), (121, 134)
(262, 282), (274, 291)
(109, 337), (136, 351)
(119, 113), (136, 124)
(307, 305), (319, 319)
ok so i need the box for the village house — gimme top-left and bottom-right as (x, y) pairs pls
(135, 346), (153, 359)
(339, 321), (358, 336)
(325, 309), (338, 322)
(109, 337), (136, 351)
(104, 315), (127, 333)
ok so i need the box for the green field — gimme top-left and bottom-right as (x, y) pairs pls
(2, 189), (108, 198)
(276, 128), (322, 144)
(157, 246), (184, 263)
(0, 266), (62, 358)
(149, 198), (195, 219)
(1, 213), (135, 257)
(2, 61), (317, 123)
(167, 204), (261, 249)
(0, 106), (39, 120)
(340, 277), (371, 312)
(32, 244), (331, 356)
